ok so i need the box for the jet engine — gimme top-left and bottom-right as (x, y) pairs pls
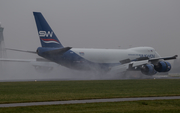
(154, 61), (171, 72)
(141, 64), (157, 76)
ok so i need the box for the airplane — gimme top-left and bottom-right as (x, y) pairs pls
(0, 12), (178, 76)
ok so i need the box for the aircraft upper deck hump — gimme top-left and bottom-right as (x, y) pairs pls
(33, 12), (63, 48)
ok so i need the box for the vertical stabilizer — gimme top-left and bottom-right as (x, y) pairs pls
(33, 12), (63, 48)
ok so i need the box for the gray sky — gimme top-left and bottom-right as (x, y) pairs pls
(0, 0), (180, 58)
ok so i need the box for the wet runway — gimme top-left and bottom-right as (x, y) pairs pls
(0, 75), (180, 82)
(1, 96), (180, 108)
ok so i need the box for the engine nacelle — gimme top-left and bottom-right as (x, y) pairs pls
(141, 64), (157, 76)
(154, 61), (171, 72)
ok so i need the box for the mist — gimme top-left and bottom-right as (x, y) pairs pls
(0, 0), (180, 81)
(0, 60), (154, 82)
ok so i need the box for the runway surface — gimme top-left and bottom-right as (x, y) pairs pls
(1, 96), (180, 108)
(1, 75), (180, 82)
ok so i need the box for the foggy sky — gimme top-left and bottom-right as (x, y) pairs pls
(0, 0), (180, 59)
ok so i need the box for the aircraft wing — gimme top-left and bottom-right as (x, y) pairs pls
(109, 55), (178, 74)
(132, 55), (178, 67)
(125, 55), (178, 68)
(149, 55), (178, 61)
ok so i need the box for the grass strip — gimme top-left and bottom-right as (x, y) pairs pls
(0, 79), (180, 103)
(1, 99), (180, 113)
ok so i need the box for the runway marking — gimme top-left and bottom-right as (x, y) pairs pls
(1, 96), (180, 108)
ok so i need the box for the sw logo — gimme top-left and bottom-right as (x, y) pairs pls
(39, 31), (53, 37)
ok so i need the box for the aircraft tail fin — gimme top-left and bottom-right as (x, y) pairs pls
(33, 12), (63, 48)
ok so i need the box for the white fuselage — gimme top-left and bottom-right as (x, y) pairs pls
(71, 47), (160, 64)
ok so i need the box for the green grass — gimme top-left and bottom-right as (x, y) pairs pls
(1, 99), (180, 113)
(0, 79), (180, 104)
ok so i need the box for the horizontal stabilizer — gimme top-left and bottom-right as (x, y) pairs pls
(6, 48), (36, 54)
(0, 58), (51, 63)
(43, 47), (72, 56)
(0, 58), (36, 62)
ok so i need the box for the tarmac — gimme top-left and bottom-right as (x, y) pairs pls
(1, 96), (180, 108)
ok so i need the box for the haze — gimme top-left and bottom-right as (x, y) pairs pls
(0, 0), (179, 81)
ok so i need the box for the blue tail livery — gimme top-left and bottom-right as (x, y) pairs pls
(33, 12), (63, 48)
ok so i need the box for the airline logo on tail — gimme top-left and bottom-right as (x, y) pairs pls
(39, 31), (60, 44)
(39, 31), (53, 37)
